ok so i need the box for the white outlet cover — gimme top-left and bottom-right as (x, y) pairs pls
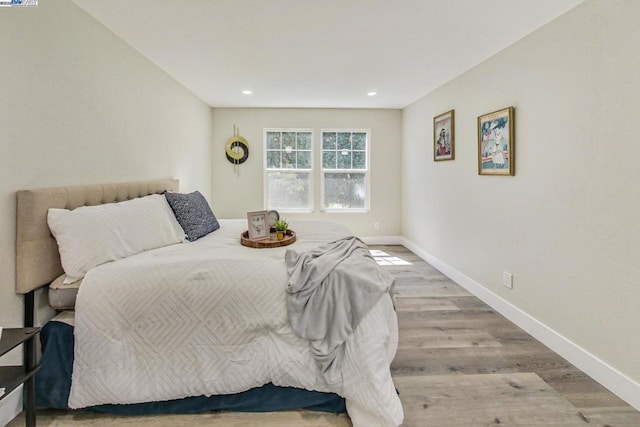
(503, 272), (513, 289)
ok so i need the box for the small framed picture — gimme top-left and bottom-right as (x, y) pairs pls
(478, 107), (514, 176)
(247, 210), (269, 240)
(434, 110), (455, 161)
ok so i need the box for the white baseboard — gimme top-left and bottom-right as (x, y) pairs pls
(360, 235), (404, 245)
(400, 237), (640, 412)
(0, 385), (22, 427)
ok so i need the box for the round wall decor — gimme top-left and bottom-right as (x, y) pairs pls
(226, 125), (249, 177)
(225, 135), (249, 165)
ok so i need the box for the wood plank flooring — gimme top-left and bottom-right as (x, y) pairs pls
(9, 245), (640, 426)
(386, 245), (640, 426)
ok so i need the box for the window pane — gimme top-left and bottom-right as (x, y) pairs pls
(282, 132), (296, 149)
(323, 172), (366, 209)
(352, 151), (366, 169)
(352, 132), (367, 150)
(297, 151), (311, 169)
(337, 151), (352, 169)
(266, 150), (281, 168)
(337, 132), (351, 150)
(297, 132), (312, 150)
(322, 132), (336, 150)
(266, 132), (281, 150)
(282, 151), (296, 168)
(323, 151), (336, 169)
(267, 171), (311, 210)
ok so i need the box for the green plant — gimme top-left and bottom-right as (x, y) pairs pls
(274, 219), (288, 231)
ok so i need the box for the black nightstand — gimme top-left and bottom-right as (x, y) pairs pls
(0, 327), (40, 427)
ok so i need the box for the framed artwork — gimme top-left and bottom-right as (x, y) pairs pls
(433, 110), (455, 161)
(247, 210), (269, 240)
(478, 107), (514, 176)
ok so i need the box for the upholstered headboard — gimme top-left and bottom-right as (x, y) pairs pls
(15, 179), (179, 295)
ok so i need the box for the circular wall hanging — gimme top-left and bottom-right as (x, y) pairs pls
(225, 136), (249, 165)
(226, 125), (249, 177)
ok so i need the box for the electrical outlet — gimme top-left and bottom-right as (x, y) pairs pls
(502, 271), (513, 289)
(373, 222), (380, 230)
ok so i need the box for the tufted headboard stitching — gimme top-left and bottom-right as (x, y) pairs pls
(15, 179), (179, 294)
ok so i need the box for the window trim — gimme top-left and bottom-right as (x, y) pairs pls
(320, 128), (371, 213)
(263, 128), (314, 213)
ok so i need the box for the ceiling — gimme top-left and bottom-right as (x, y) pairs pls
(71, 0), (584, 109)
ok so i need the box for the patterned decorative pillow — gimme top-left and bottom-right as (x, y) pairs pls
(164, 191), (219, 241)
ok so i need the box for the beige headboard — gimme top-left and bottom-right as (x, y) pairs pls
(15, 179), (179, 294)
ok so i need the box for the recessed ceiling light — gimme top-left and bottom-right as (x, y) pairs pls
(242, 90), (253, 95)
(367, 91), (377, 96)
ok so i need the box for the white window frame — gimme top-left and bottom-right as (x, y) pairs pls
(320, 128), (370, 213)
(263, 128), (314, 213)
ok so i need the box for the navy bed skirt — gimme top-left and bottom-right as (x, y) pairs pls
(36, 321), (346, 415)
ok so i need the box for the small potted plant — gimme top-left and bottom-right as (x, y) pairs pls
(274, 219), (288, 241)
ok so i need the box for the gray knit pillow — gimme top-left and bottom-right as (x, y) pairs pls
(164, 191), (219, 241)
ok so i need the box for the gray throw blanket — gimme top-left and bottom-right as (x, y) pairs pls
(285, 236), (394, 385)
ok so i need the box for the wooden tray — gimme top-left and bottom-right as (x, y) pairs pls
(241, 229), (296, 248)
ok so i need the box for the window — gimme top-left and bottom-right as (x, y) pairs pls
(321, 130), (369, 211)
(264, 129), (313, 211)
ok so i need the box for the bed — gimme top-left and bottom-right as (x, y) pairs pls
(15, 179), (403, 426)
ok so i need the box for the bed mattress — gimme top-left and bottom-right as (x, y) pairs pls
(36, 315), (346, 415)
(48, 275), (80, 310)
(53, 219), (402, 426)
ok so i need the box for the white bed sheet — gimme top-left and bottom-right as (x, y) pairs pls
(68, 220), (403, 426)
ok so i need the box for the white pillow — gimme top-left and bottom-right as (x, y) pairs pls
(48, 194), (185, 284)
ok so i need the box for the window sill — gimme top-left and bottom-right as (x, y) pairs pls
(275, 209), (313, 214)
(321, 208), (370, 214)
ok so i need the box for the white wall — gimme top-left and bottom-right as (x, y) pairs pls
(0, 0), (212, 362)
(403, 0), (640, 406)
(211, 108), (402, 238)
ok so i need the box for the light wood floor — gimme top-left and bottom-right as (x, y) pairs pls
(9, 245), (640, 426)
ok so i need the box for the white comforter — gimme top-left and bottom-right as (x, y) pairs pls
(68, 220), (403, 426)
